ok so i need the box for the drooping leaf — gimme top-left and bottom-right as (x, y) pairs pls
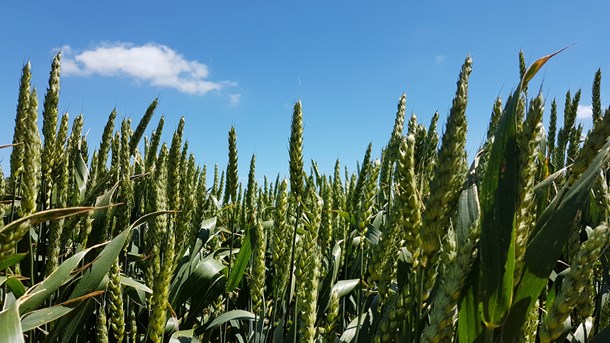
(54, 299), (95, 343)
(20, 246), (95, 313)
(5, 277), (26, 299)
(333, 279), (361, 298)
(47, 226), (131, 343)
(339, 313), (368, 343)
(193, 310), (255, 336)
(21, 303), (80, 332)
(0, 207), (94, 240)
(0, 253), (27, 271)
(120, 275), (152, 294)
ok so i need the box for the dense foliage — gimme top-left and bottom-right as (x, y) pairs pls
(1, 50), (610, 343)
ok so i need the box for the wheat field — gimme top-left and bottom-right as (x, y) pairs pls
(1, 50), (610, 343)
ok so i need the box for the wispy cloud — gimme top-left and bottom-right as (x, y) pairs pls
(577, 104), (593, 119)
(60, 42), (235, 95)
(435, 55), (446, 63)
(229, 94), (241, 106)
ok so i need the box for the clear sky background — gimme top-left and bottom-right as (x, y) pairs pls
(1, 1), (609, 183)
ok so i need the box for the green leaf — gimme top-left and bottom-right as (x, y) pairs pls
(75, 148), (89, 201)
(54, 299), (95, 343)
(191, 217), (217, 261)
(0, 253), (27, 271)
(87, 182), (118, 246)
(130, 210), (176, 231)
(476, 49), (560, 329)
(170, 253), (226, 315)
(455, 184), (480, 246)
(193, 310), (255, 336)
(185, 275), (226, 328)
(47, 226), (131, 343)
(120, 275), (152, 294)
(0, 207), (94, 241)
(226, 225), (252, 292)
(333, 279), (360, 298)
(478, 82), (519, 328)
(21, 303), (80, 332)
(317, 242), (343, 318)
(20, 246), (94, 314)
(502, 138), (610, 341)
(339, 313), (368, 343)
(5, 276), (26, 300)
(71, 228), (130, 298)
(533, 167), (567, 198)
(364, 211), (383, 245)
(0, 302), (24, 343)
(457, 265), (484, 343)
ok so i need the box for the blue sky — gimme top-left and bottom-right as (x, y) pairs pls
(1, 1), (610, 183)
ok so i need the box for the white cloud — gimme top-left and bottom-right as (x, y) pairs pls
(577, 104), (593, 119)
(435, 55), (446, 63)
(60, 42), (234, 95)
(229, 94), (241, 106)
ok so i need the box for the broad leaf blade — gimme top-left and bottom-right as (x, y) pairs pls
(503, 138), (610, 341)
(88, 182), (119, 246)
(5, 277), (26, 299)
(20, 246), (94, 313)
(478, 85), (519, 327)
(0, 253), (27, 271)
(47, 227), (131, 343)
(171, 253), (226, 310)
(333, 279), (360, 298)
(0, 302), (24, 343)
(21, 302), (81, 332)
(458, 263), (484, 343)
(120, 275), (152, 294)
(226, 226), (252, 292)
